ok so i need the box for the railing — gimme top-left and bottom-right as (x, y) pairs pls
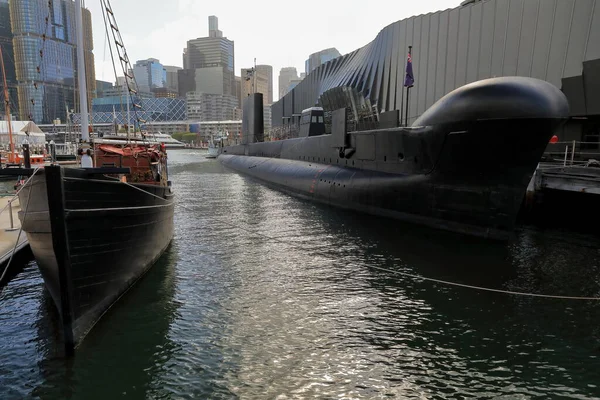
(543, 141), (600, 167)
(268, 126), (300, 141)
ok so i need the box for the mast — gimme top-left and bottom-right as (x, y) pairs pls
(125, 83), (130, 138)
(74, 0), (89, 142)
(0, 45), (15, 163)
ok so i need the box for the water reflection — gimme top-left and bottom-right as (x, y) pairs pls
(0, 151), (599, 399)
(32, 246), (180, 399)
(202, 169), (600, 398)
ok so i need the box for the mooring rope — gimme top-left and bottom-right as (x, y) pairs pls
(0, 168), (39, 288)
(177, 202), (600, 301)
(120, 180), (170, 202)
(0, 168), (41, 217)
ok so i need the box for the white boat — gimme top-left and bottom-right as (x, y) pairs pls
(90, 132), (185, 149)
(206, 143), (219, 158)
(206, 134), (224, 158)
(150, 132), (186, 149)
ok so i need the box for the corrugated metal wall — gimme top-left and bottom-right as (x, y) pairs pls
(273, 0), (599, 126)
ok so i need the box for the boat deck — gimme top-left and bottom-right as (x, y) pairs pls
(0, 196), (32, 286)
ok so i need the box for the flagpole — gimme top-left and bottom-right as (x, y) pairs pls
(405, 45), (412, 127)
(400, 77), (405, 126)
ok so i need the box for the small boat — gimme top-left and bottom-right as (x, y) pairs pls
(92, 132), (186, 149)
(0, 0), (174, 354)
(206, 135), (220, 158)
(150, 132), (186, 149)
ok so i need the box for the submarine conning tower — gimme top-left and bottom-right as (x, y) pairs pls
(413, 76), (570, 127)
(242, 93), (264, 144)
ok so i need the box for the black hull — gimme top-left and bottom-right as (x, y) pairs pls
(220, 77), (570, 240)
(219, 122), (554, 239)
(17, 167), (174, 350)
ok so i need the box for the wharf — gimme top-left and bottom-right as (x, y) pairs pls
(0, 196), (32, 286)
(533, 164), (600, 194)
(523, 161), (600, 229)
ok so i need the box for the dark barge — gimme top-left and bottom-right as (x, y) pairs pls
(1, 158), (174, 353)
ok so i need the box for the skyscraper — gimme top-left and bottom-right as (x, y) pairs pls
(10, 0), (95, 124)
(164, 65), (182, 93)
(180, 16), (235, 97)
(95, 80), (113, 98)
(257, 64), (273, 105)
(278, 67), (298, 99)
(0, 1), (17, 117)
(305, 48), (341, 75)
(133, 58), (166, 94)
(208, 15), (222, 38)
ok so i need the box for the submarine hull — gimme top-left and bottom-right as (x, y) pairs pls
(220, 118), (561, 240)
(219, 77), (570, 239)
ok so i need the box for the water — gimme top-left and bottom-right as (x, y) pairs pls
(1, 149), (599, 399)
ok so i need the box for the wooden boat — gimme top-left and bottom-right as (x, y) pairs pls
(14, 142), (174, 353)
(0, 0), (175, 354)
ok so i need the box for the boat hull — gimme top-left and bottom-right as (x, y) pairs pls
(220, 77), (569, 239)
(17, 168), (174, 348)
(219, 118), (563, 240)
(206, 147), (219, 158)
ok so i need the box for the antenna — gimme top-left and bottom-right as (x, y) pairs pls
(253, 58), (257, 95)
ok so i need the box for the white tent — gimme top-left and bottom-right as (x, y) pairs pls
(0, 121), (47, 146)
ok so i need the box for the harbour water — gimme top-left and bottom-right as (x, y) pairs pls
(1, 149), (599, 399)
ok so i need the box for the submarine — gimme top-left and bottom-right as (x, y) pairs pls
(218, 77), (569, 240)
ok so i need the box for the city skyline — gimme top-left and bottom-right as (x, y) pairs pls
(87, 0), (460, 101)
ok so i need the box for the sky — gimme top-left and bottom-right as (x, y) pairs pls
(86, 0), (459, 101)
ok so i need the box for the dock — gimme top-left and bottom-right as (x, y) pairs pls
(0, 196), (32, 286)
(523, 151), (600, 230)
(532, 165), (600, 195)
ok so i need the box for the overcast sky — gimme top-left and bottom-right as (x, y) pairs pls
(86, 0), (459, 100)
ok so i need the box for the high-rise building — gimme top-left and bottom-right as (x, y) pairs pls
(180, 16), (235, 97)
(241, 64), (273, 106)
(164, 65), (181, 93)
(186, 92), (238, 121)
(305, 48), (341, 75)
(234, 75), (242, 108)
(278, 67), (298, 99)
(0, 1), (17, 118)
(133, 58), (166, 94)
(152, 87), (178, 99)
(95, 80), (113, 98)
(258, 65), (273, 105)
(263, 105), (271, 134)
(10, 0), (96, 123)
(287, 78), (302, 93)
(208, 15), (222, 38)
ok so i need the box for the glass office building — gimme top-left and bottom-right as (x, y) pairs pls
(10, 0), (95, 123)
(0, 1), (17, 117)
(133, 58), (167, 94)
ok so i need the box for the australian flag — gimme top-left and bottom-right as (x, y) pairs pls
(404, 51), (414, 88)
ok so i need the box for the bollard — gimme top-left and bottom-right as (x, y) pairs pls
(5, 199), (18, 232)
(22, 143), (31, 169)
(49, 140), (56, 163)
